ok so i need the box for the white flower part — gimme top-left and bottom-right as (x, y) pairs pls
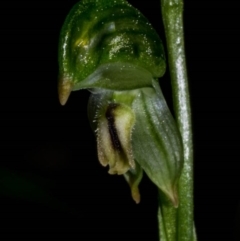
(96, 103), (135, 175)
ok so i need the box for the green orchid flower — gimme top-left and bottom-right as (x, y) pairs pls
(58, 0), (183, 207)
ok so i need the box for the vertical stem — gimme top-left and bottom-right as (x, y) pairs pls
(158, 191), (177, 241)
(159, 0), (196, 240)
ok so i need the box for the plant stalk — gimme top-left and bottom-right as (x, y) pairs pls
(158, 0), (196, 240)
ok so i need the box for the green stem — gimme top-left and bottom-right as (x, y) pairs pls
(158, 0), (196, 240)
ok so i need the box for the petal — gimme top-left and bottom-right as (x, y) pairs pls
(123, 162), (143, 204)
(132, 86), (183, 207)
(58, 0), (165, 95)
(95, 99), (135, 175)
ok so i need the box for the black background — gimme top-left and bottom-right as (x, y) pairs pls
(1, 0), (240, 240)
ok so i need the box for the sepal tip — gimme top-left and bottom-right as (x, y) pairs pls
(58, 77), (72, 105)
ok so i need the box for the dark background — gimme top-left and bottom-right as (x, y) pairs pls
(1, 0), (240, 240)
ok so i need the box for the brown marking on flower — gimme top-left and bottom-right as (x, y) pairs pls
(105, 103), (123, 153)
